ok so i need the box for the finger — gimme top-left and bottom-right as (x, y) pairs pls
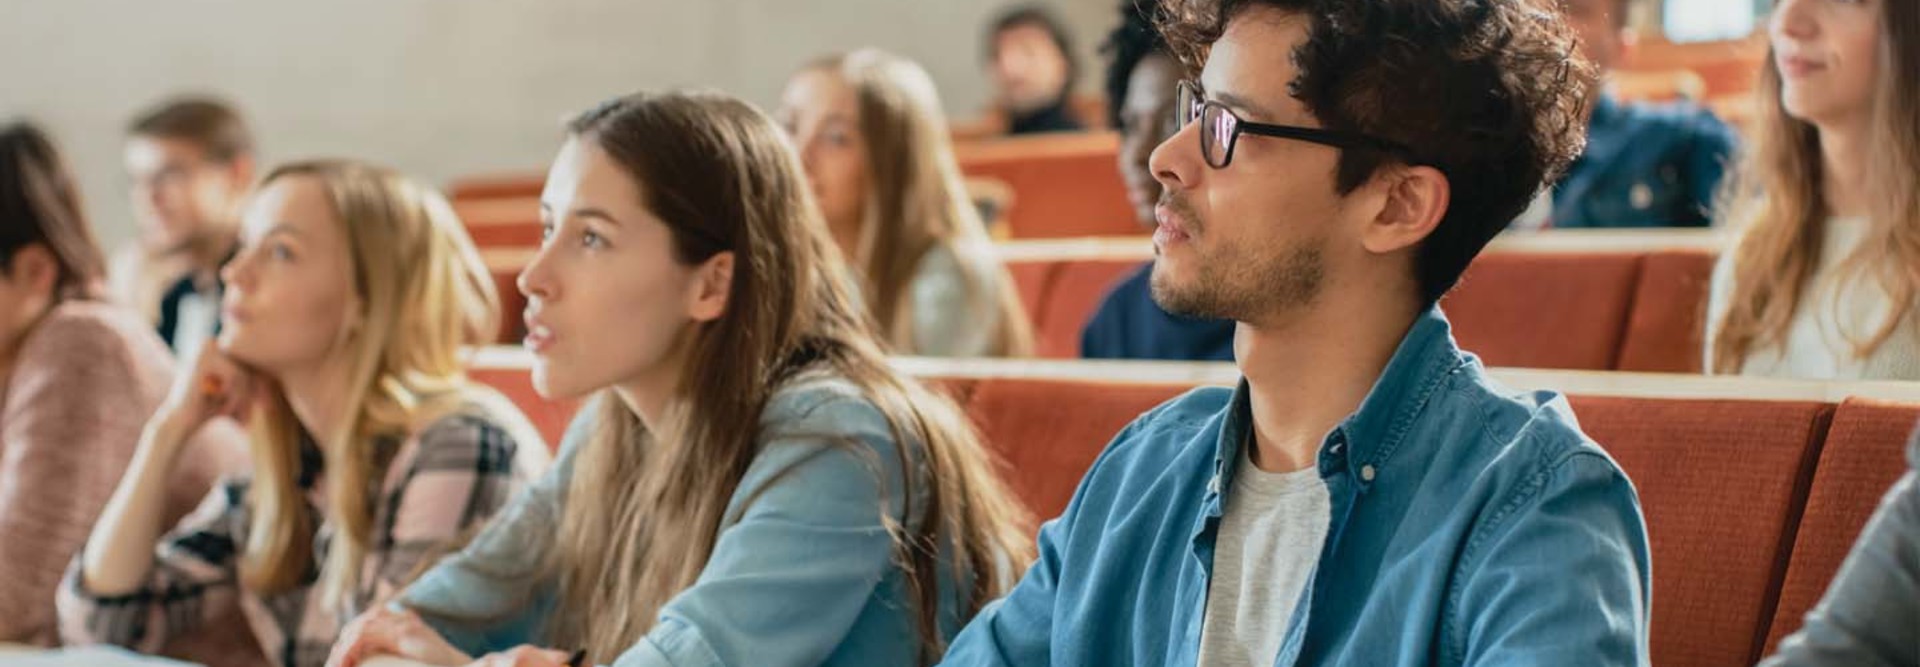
(498, 646), (572, 667)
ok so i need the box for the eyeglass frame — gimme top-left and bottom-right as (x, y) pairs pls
(1175, 80), (1411, 169)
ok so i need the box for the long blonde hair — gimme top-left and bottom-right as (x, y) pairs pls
(546, 91), (1034, 664)
(809, 49), (1034, 357)
(239, 160), (502, 609)
(1711, 1), (1920, 371)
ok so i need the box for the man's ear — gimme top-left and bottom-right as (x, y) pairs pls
(1360, 165), (1450, 255)
(687, 251), (735, 322)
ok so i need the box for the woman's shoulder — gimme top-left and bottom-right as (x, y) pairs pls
(12, 301), (172, 394)
(20, 301), (169, 364)
(405, 391), (547, 476)
(761, 371), (882, 432)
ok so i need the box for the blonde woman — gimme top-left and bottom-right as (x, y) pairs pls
(59, 161), (548, 667)
(1707, 0), (1920, 378)
(778, 49), (1033, 358)
(327, 90), (1032, 667)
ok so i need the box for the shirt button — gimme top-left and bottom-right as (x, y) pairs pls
(1360, 465), (1377, 482)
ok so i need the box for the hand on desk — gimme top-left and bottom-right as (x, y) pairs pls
(460, 646), (580, 667)
(327, 605), (470, 667)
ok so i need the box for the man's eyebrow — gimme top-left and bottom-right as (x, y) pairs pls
(1211, 88), (1280, 123)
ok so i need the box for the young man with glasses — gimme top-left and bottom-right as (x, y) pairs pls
(940, 0), (1650, 665)
(113, 97), (255, 360)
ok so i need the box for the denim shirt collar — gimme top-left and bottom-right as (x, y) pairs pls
(1209, 305), (1466, 499)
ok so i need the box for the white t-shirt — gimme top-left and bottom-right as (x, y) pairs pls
(1196, 443), (1333, 667)
(171, 290), (219, 362)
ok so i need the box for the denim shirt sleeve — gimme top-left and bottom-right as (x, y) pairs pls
(1761, 436), (1920, 667)
(612, 392), (917, 667)
(1450, 450), (1652, 667)
(939, 412), (1154, 666)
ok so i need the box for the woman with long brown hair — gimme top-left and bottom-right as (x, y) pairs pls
(1706, 0), (1920, 378)
(326, 90), (1033, 667)
(0, 122), (248, 648)
(778, 49), (1033, 358)
(60, 160), (548, 667)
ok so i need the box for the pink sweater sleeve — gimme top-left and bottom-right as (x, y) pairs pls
(0, 307), (165, 645)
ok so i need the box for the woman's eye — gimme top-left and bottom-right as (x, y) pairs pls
(582, 230), (607, 249)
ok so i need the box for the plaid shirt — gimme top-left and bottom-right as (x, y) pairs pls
(58, 407), (539, 667)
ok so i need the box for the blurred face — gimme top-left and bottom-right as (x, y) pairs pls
(1147, 7), (1366, 324)
(218, 175), (358, 375)
(1562, 0), (1631, 73)
(992, 22), (1072, 113)
(125, 137), (247, 253)
(518, 137), (725, 402)
(778, 69), (871, 252)
(1771, 0), (1882, 128)
(1118, 53), (1184, 226)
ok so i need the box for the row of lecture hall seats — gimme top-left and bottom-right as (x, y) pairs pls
(448, 131), (1139, 244)
(442, 34), (1768, 248)
(465, 348), (1920, 667)
(480, 229), (1727, 369)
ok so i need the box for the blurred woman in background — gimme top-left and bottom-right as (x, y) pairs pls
(1707, 0), (1920, 379)
(779, 49), (1033, 358)
(0, 121), (248, 649)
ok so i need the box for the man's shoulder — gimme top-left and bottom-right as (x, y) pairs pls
(1089, 262), (1157, 316)
(1086, 385), (1235, 479)
(1437, 368), (1612, 475)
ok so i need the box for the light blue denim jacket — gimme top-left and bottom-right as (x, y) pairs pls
(941, 306), (1652, 666)
(397, 372), (975, 667)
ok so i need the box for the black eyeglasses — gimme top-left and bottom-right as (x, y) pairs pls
(1176, 80), (1409, 169)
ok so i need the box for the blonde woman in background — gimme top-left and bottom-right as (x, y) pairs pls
(1707, 0), (1920, 378)
(779, 49), (1033, 358)
(60, 160), (548, 667)
(327, 90), (1032, 667)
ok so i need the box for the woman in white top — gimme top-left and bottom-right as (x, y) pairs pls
(777, 49), (1033, 358)
(1706, 0), (1920, 379)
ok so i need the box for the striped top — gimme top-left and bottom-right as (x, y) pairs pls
(57, 405), (544, 667)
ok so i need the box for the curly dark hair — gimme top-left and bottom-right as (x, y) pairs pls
(1158, 0), (1596, 304)
(1102, 0), (1171, 128)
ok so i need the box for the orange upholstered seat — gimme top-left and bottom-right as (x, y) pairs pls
(1762, 398), (1920, 655)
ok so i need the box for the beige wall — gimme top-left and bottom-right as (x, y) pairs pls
(0, 0), (1111, 248)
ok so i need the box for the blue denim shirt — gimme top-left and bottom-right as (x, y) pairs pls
(397, 373), (975, 667)
(942, 307), (1652, 666)
(1551, 94), (1737, 229)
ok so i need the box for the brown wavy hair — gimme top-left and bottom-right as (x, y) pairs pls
(1710, 0), (1920, 372)
(544, 90), (1033, 664)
